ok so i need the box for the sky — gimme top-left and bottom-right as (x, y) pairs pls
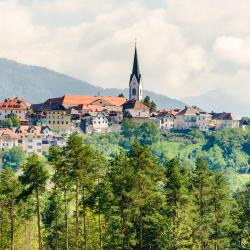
(1, 0), (250, 102)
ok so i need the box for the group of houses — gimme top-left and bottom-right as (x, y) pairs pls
(0, 45), (245, 155)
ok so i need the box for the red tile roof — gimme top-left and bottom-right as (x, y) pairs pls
(44, 95), (126, 107)
(15, 126), (42, 136)
(0, 128), (19, 140)
(123, 100), (150, 110)
(0, 98), (29, 111)
(76, 104), (103, 112)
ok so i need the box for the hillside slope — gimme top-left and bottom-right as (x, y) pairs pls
(0, 58), (185, 109)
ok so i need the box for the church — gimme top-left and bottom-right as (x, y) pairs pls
(123, 45), (150, 121)
(129, 44), (143, 101)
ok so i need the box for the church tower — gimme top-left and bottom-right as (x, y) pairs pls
(129, 44), (143, 101)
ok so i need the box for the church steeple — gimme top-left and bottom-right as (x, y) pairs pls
(129, 44), (143, 101)
(130, 45), (141, 83)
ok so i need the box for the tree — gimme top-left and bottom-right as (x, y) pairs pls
(231, 182), (250, 249)
(164, 158), (193, 249)
(46, 146), (73, 250)
(2, 147), (26, 171)
(19, 153), (50, 250)
(143, 96), (157, 112)
(10, 114), (20, 127)
(0, 167), (22, 250)
(128, 142), (167, 249)
(191, 158), (213, 249)
(118, 93), (125, 98)
(210, 171), (234, 249)
(121, 119), (139, 140)
(0, 114), (20, 128)
(106, 152), (136, 249)
(1, 118), (13, 128)
(137, 120), (160, 146)
(64, 133), (84, 250)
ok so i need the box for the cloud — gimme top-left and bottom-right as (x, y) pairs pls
(213, 36), (250, 65)
(0, 0), (250, 106)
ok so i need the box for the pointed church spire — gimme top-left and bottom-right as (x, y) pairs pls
(130, 44), (141, 83)
(129, 43), (143, 101)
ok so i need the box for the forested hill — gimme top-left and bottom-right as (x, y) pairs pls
(0, 58), (185, 108)
(0, 128), (249, 249)
(82, 122), (250, 184)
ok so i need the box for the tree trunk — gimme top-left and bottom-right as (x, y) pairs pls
(83, 188), (87, 250)
(75, 180), (79, 250)
(64, 190), (69, 250)
(55, 209), (59, 250)
(9, 200), (14, 250)
(98, 179), (102, 250)
(35, 188), (42, 250)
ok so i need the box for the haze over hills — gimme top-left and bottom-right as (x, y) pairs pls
(181, 90), (248, 118)
(0, 58), (185, 109)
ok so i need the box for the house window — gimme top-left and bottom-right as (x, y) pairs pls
(132, 88), (136, 96)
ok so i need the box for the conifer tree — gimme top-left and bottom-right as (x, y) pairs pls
(64, 133), (84, 250)
(0, 167), (22, 250)
(128, 142), (167, 249)
(231, 182), (250, 249)
(48, 146), (73, 250)
(191, 158), (213, 250)
(19, 153), (49, 250)
(164, 158), (193, 249)
(210, 171), (234, 249)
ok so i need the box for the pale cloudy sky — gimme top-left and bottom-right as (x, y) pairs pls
(0, 0), (250, 101)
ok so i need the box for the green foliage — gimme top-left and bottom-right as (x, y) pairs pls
(143, 96), (157, 112)
(231, 182), (250, 249)
(137, 120), (160, 146)
(164, 158), (193, 249)
(2, 147), (26, 171)
(0, 131), (249, 249)
(0, 114), (20, 128)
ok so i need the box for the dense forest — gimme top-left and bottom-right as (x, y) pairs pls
(0, 120), (250, 249)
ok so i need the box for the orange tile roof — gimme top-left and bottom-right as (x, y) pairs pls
(44, 95), (127, 107)
(158, 109), (180, 116)
(76, 104), (103, 112)
(0, 98), (29, 111)
(16, 126), (42, 136)
(0, 128), (19, 140)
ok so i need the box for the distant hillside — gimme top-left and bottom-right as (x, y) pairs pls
(0, 58), (185, 109)
(181, 90), (249, 117)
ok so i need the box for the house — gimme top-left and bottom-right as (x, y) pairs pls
(123, 100), (150, 123)
(175, 106), (212, 131)
(150, 111), (176, 130)
(0, 97), (30, 121)
(0, 128), (19, 150)
(32, 95), (126, 131)
(15, 125), (44, 155)
(81, 112), (109, 134)
(211, 112), (240, 129)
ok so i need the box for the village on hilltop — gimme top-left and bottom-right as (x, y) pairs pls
(0, 45), (246, 156)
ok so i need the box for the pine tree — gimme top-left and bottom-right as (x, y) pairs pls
(164, 158), (193, 249)
(106, 152), (136, 249)
(19, 153), (49, 250)
(191, 158), (213, 250)
(128, 142), (167, 249)
(0, 167), (22, 250)
(231, 182), (250, 249)
(65, 133), (84, 250)
(48, 146), (73, 250)
(210, 171), (234, 249)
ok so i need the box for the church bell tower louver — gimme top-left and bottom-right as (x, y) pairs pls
(129, 44), (143, 101)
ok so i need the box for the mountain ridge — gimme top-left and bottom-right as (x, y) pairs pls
(0, 58), (185, 109)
